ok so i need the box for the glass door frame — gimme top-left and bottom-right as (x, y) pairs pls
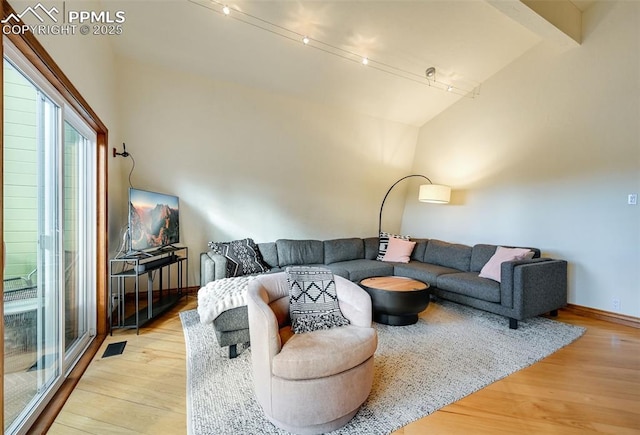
(3, 39), (98, 434)
(62, 110), (98, 371)
(2, 16), (109, 432)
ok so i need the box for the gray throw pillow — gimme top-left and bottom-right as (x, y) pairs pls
(286, 266), (350, 334)
(208, 238), (269, 277)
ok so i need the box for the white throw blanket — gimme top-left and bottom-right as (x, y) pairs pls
(197, 275), (259, 324)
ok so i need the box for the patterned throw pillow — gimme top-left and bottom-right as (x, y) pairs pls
(286, 266), (350, 334)
(207, 238), (269, 278)
(377, 231), (411, 261)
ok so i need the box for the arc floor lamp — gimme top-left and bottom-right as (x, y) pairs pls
(378, 175), (451, 235)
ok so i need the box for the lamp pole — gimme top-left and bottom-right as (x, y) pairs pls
(378, 174), (433, 235)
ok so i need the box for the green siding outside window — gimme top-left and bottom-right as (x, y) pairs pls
(3, 62), (38, 280)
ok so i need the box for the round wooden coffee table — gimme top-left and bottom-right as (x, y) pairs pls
(359, 276), (430, 326)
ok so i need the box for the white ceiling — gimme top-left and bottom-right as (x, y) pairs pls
(108, 1), (587, 126)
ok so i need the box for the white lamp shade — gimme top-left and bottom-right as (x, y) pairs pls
(418, 184), (451, 204)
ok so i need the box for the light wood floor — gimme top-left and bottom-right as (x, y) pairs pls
(48, 296), (640, 435)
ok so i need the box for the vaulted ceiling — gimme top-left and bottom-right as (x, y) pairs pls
(109, 0), (592, 126)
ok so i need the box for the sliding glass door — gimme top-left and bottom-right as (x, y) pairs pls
(62, 118), (96, 360)
(3, 53), (48, 432)
(3, 42), (96, 434)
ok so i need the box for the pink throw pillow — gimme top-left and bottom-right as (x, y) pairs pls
(479, 246), (533, 282)
(382, 237), (416, 263)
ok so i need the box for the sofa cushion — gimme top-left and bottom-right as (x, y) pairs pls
(382, 237), (416, 263)
(273, 325), (377, 380)
(258, 242), (279, 269)
(323, 238), (364, 264)
(208, 238), (270, 277)
(470, 244), (498, 273)
(327, 259), (394, 283)
(363, 237), (379, 260)
(423, 239), (472, 272)
(276, 239), (324, 267)
(322, 265), (350, 279)
(286, 267), (350, 334)
(377, 231), (410, 261)
(436, 272), (501, 303)
(393, 261), (459, 286)
(411, 239), (429, 261)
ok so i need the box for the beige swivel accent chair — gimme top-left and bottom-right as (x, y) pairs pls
(247, 272), (377, 434)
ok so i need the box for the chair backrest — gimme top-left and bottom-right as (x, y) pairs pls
(255, 273), (291, 328)
(269, 297), (291, 329)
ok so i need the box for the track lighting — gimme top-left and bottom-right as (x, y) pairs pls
(188, 0), (480, 97)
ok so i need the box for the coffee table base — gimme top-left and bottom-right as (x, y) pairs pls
(359, 277), (430, 326)
(374, 312), (420, 326)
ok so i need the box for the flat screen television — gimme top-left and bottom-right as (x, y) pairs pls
(129, 188), (180, 252)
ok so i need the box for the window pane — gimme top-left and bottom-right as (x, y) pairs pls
(3, 59), (62, 435)
(3, 59), (62, 431)
(3, 58), (40, 431)
(63, 122), (88, 352)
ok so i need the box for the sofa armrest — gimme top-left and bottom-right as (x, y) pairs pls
(501, 259), (567, 319)
(500, 258), (548, 307)
(199, 251), (227, 286)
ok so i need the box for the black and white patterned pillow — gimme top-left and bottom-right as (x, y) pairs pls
(286, 266), (350, 334)
(377, 231), (411, 261)
(207, 238), (269, 277)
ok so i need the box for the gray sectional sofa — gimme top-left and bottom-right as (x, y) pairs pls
(200, 237), (567, 356)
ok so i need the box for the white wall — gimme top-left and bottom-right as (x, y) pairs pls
(402, 1), (640, 317)
(116, 59), (418, 286)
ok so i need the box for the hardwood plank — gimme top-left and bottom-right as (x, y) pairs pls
(49, 418), (140, 435)
(70, 376), (186, 414)
(486, 377), (640, 413)
(48, 390), (185, 434)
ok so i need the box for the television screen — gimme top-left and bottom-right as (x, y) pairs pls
(129, 188), (180, 251)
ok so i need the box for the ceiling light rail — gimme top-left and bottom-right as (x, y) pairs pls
(189, 0), (480, 98)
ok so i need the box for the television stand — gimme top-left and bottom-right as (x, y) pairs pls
(125, 249), (154, 258)
(133, 255), (176, 273)
(109, 246), (188, 334)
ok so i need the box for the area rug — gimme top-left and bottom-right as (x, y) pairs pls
(180, 300), (585, 435)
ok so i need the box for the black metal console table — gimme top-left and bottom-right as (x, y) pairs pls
(109, 245), (188, 334)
